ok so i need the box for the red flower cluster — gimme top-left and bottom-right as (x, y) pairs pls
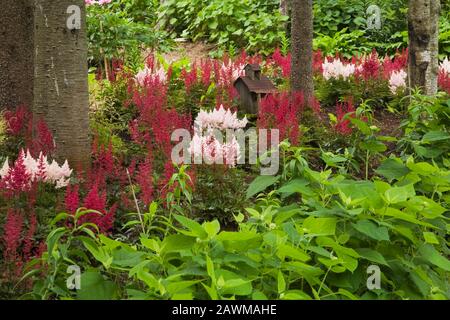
(257, 92), (305, 145)
(335, 99), (356, 135)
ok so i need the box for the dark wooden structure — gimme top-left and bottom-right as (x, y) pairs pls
(234, 64), (277, 114)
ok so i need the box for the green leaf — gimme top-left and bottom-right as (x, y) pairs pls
(174, 215), (208, 239)
(352, 220), (389, 241)
(423, 232), (439, 245)
(277, 271), (286, 294)
(355, 248), (388, 266)
(77, 270), (117, 300)
(246, 175), (280, 199)
(384, 184), (415, 204)
(303, 216), (337, 236)
(422, 131), (450, 143)
(277, 179), (313, 196)
(376, 158), (410, 181)
(419, 244), (450, 271)
(277, 244), (310, 262)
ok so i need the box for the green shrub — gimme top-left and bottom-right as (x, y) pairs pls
(158, 0), (288, 55)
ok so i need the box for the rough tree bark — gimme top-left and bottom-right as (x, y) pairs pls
(290, 0), (314, 104)
(0, 0), (34, 110)
(408, 0), (441, 95)
(33, 0), (91, 168)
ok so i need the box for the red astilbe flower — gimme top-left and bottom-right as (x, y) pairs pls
(181, 65), (198, 93)
(272, 48), (291, 78)
(79, 182), (114, 234)
(257, 92), (304, 145)
(1, 150), (32, 194)
(200, 59), (213, 87)
(22, 211), (37, 261)
(358, 51), (381, 80)
(438, 70), (450, 94)
(65, 184), (80, 214)
(4, 105), (31, 136)
(313, 50), (324, 74)
(382, 49), (408, 79)
(30, 120), (55, 156)
(2, 209), (24, 263)
(335, 99), (356, 135)
(135, 154), (154, 205)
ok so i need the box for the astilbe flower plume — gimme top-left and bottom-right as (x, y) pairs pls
(2, 209), (24, 264)
(78, 182), (115, 234)
(335, 99), (356, 135)
(438, 58), (450, 94)
(257, 92), (304, 145)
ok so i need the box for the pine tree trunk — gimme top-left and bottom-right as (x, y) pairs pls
(408, 0), (441, 95)
(0, 0), (34, 110)
(33, 0), (90, 168)
(290, 0), (314, 104)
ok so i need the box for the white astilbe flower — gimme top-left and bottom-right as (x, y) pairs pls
(440, 58), (450, 75)
(322, 59), (356, 80)
(195, 105), (248, 131)
(389, 70), (407, 94)
(0, 150), (72, 189)
(189, 106), (246, 167)
(0, 158), (9, 178)
(135, 66), (167, 86)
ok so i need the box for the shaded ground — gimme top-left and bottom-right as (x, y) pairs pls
(157, 41), (216, 64)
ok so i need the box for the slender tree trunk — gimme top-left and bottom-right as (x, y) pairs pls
(408, 0), (440, 95)
(33, 0), (91, 168)
(280, 0), (289, 15)
(290, 0), (314, 104)
(0, 0), (34, 110)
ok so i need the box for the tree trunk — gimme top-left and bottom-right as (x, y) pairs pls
(408, 0), (440, 95)
(280, 0), (289, 15)
(0, 0), (34, 110)
(33, 0), (91, 168)
(290, 0), (314, 104)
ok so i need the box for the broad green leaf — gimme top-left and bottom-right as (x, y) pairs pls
(352, 220), (389, 241)
(246, 175), (280, 199)
(419, 244), (450, 271)
(384, 184), (415, 204)
(355, 248), (388, 266)
(303, 216), (337, 236)
(77, 270), (117, 300)
(174, 215), (208, 239)
(277, 271), (286, 294)
(422, 131), (450, 143)
(423, 232), (439, 244)
(376, 158), (410, 181)
(277, 179), (313, 196)
(277, 244), (310, 262)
